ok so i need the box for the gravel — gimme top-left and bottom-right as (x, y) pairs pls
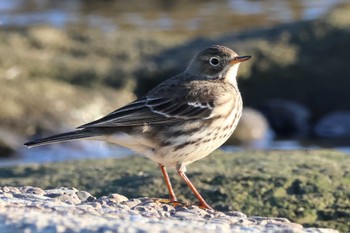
(0, 186), (339, 233)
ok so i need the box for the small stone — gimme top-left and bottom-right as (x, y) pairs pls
(76, 190), (93, 202)
(103, 230), (114, 233)
(173, 210), (197, 219)
(258, 219), (271, 226)
(236, 218), (257, 225)
(46, 193), (80, 205)
(160, 211), (171, 217)
(88, 201), (102, 210)
(273, 217), (291, 223)
(124, 199), (142, 208)
(141, 201), (163, 212)
(225, 211), (247, 218)
(46, 187), (78, 196)
(187, 205), (209, 217)
(107, 193), (128, 204)
(133, 205), (147, 212)
(25, 187), (46, 196)
(43, 187), (82, 205)
(138, 198), (154, 206)
(265, 219), (303, 229)
(161, 204), (175, 212)
(208, 217), (232, 225)
(45, 193), (62, 198)
(2, 192), (13, 198)
(174, 205), (188, 212)
(141, 211), (160, 218)
(116, 204), (130, 211)
(212, 211), (226, 218)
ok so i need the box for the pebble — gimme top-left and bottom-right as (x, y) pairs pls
(25, 187), (46, 196)
(124, 198), (142, 208)
(225, 210), (247, 218)
(107, 193), (128, 204)
(0, 186), (339, 233)
(76, 190), (93, 202)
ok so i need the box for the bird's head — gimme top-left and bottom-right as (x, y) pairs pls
(186, 45), (252, 84)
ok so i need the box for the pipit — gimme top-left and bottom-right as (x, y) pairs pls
(25, 45), (252, 209)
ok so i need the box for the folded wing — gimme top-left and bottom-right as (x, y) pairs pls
(78, 96), (214, 128)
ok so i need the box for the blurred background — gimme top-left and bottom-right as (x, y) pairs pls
(1, 0), (350, 165)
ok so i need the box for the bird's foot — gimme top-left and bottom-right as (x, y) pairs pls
(152, 198), (214, 210)
(152, 198), (188, 208)
(197, 201), (214, 211)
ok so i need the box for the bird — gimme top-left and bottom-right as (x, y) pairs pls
(25, 45), (252, 210)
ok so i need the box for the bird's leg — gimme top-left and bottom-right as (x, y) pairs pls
(159, 164), (177, 202)
(176, 164), (213, 210)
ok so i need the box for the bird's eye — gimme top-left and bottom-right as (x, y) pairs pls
(209, 57), (220, 66)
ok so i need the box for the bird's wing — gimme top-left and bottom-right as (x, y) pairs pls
(78, 95), (214, 128)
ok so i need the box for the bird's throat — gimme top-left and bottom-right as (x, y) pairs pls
(223, 64), (240, 85)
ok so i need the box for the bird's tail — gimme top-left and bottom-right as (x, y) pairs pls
(24, 129), (99, 148)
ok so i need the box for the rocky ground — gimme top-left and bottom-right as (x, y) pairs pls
(0, 150), (349, 231)
(0, 186), (338, 233)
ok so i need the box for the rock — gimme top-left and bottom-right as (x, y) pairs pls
(258, 99), (311, 138)
(107, 193), (128, 203)
(0, 129), (20, 157)
(227, 108), (272, 148)
(24, 186), (46, 196)
(314, 111), (350, 138)
(44, 187), (81, 205)
(124, 198), (142, 208)
(225, 211), (247, 218)
(0, 140), (15, 158)
(0, 186), (340, 233)
(97, 193), (129, 207)
(76, 190), (94, 202)
(1, 187), (21, 195)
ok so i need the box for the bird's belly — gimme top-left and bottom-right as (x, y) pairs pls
(156, 108), (242, 166)
(93, 104), (242, 167)
(94, 132), (156, 158)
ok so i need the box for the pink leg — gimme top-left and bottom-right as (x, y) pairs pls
(177, 165), (213, 210)
(159, 164), (177, 202)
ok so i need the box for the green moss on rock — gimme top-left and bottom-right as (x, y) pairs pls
(0, 149), (349, 231)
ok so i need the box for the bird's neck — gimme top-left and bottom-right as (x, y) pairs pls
(221, 64), (240, 85)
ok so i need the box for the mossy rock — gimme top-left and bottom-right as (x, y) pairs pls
(0, 149), (349, 231)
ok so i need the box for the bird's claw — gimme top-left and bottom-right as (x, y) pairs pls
(152, 198), (214, 210)
(152, 198), (187, 208)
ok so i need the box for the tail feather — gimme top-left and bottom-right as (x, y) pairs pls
(24, 129), (98, 148)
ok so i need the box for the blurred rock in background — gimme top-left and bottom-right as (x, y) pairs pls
(315, 111), (350, 138)
(1, 0), (350, 158)
(258, 99), (311, 138)
(227, 108), (273, 148)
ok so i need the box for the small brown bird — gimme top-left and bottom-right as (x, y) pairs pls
(25, 45), (252, 209)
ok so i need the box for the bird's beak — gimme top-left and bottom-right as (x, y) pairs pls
(230, 55), (252, 65)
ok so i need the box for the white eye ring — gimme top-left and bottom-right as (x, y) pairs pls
(209, 57), (220, 66)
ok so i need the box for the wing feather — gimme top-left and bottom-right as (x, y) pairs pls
(78, 95), (214, 128)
